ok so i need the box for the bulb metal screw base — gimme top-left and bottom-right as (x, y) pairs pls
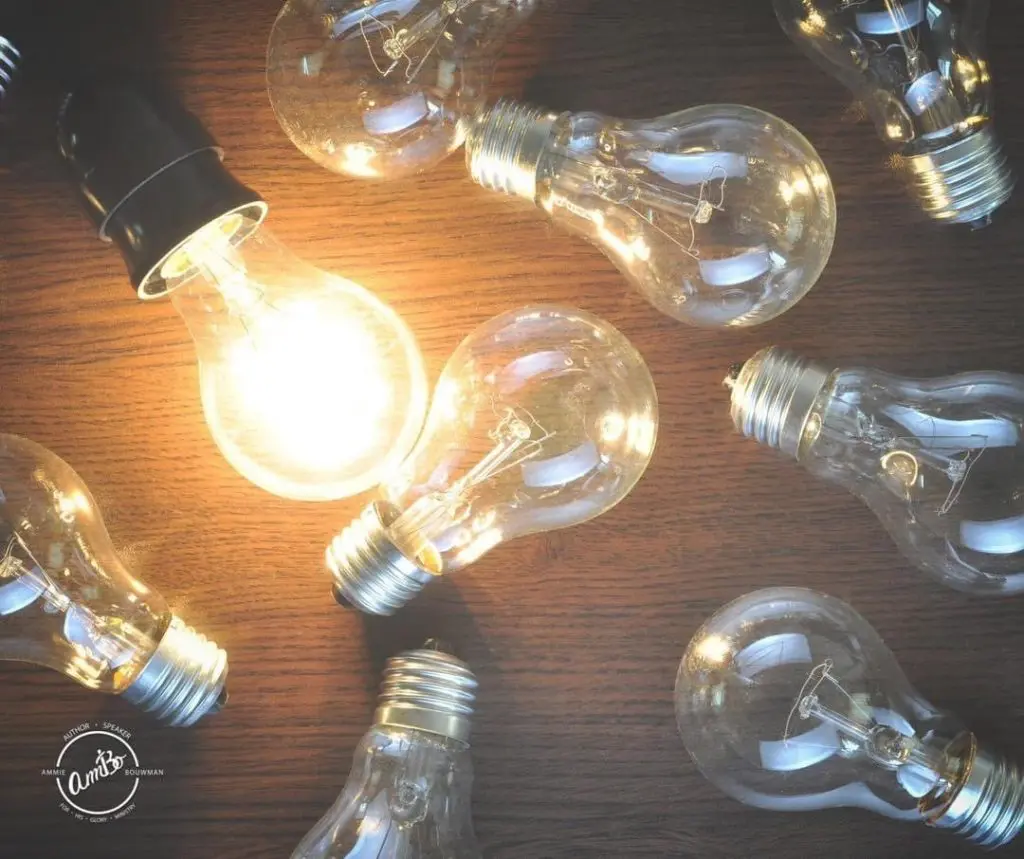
(375, 645), (478, 744)
(465, 99), (558, 202)
(934, 742), (1024, 848)
(907, 128), (1015, 228)
(0, 37), (19, 101)
(727, 347), (830, 459)
(326, 502), (434, 617)
(121, 616), (228, 727)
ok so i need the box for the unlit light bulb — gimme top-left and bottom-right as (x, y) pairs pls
(328, 305), (659, 614)
(0, 36), (18, 102)
(0, 434), (227, 726)
(267, 0), (538, 180)
(291, 644), (480, 858)
(59, 85), (427, 501)
(465, 100), (836, 328)
(676, 587), (1024, 848)
(774, 0), (1014, 226)
(728, 346), (1024, 596)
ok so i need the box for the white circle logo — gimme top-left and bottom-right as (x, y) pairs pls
(42, 722), (164, 822)
(56, 730), (140, 816)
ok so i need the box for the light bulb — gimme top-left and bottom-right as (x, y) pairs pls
(464, 100), (836, 328)
(0, 35), (18, 102)
(676, 587), (1024, 848)
(774, 0), (1014, 226)
(0, 433), (227, 726)
(291, 644), (480, 858)
(728, 346), (1024, 596)
(58, 85), (428, 501)
(267, 0), (538, 180)
(328, 305), (658, 614)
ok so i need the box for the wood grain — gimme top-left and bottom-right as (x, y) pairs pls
(3, 1), (1024, 857)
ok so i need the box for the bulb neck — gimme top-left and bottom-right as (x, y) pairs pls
(931, 739), (1024, 848)
(465, 99), (559, 202)
(906, 128), (1015, 228)
(727, 347), (830, 459)
(326, 502), (434, 616)
(374, 645), (477, 745)
(120, 616), (228, 727)
(0, 37), (19, 101)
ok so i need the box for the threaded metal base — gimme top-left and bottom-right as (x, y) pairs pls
(465, 99), (558, 201)
(935, 745), (1024, 848)
(374, 643), (477, 744)
(326, 502), (434, 616)
(0, 37), (19, 101)
(727, 347), (830, 458)
(907, 128), (1015, 227)
(121, 616), (228, 727)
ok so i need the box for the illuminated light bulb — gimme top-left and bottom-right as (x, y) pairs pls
(774, 0), (1014, 227)
(291, 643), (480, 858)
(728, 346), (1024, 596)
(0, 434), (227, 726)
(464, 100), (836, 328)
(676, 587), (1024, 848)
(58, 85), (427, 501)
(328, 305), (658, 614)
(267, 0), (538, 180)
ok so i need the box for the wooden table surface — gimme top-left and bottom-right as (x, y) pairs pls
(3, 1), (1024, 857)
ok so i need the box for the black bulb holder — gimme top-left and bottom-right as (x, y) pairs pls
(57, 84), (265, 298)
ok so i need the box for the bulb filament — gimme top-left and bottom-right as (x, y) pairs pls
(390, 406), (554, 571)
(358, 0), (479, 82)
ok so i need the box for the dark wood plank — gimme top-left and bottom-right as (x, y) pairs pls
(3, 1), (1024, 857)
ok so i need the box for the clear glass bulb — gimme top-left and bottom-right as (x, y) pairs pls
(465, 100), (836, 328)
(729, 347), (1024, 596)
(292, 645), (480, 858)
(267, 0), (537, 180)
(150, 205), (428, 502)
(773, 0), (1014, 226)
(675, 587), (1024, 848)
(0, 434), (227, 726)
(328, 305), (659, 614)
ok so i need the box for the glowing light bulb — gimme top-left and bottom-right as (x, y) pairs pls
(328, 305), (659, 614)
(676, 587), (1024, 848)
(465, 100), (836, 328)
(59, 85), (427, 500)
(291, 644), (480, 858)
(774, 0), (1014, 226)
(0, 434), (227, 726)
(267, 0), (538, 180)
(728, 346), (1024, 596)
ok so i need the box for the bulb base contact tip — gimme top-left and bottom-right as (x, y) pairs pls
(907, 128), (1015, 227)
(0, 37), (19, 101)
(121, 616), (228, 727)
(326, 502), (434, 616)
(466, 99), (558, 201)
(728, 347), (830, 458)
(934, 743), (1024, 848)
(375, 647), (478, 744)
